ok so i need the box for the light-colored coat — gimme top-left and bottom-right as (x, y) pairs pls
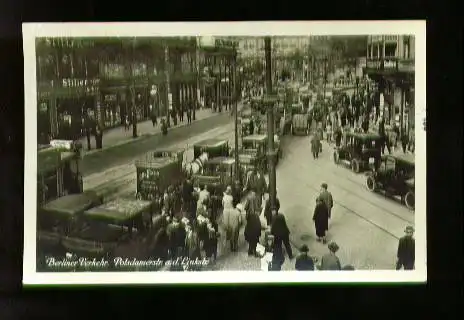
(222, 194), (234, 210)
(197, 189), (210, 209)
(222, 207), (242, 242)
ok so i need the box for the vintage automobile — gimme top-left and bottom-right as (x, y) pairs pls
(239, 134), (282, 171)
(193, 138), (230, 159)
(51, 197), (158, 271)
(37, 140), (103, 235)
(135, 157), (183, 201)
(192, 157), (241, 195)
(333, 132), (382, 173)
(290, 103), (309, 136)
(238, 153), (259, 184)
(365, 153), (415, 210)
(37, 139), (86, 205)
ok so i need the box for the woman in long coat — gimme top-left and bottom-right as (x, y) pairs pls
(222, 198), (242, 252)
(313, 197), (329, 244)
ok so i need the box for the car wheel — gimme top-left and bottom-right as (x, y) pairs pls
(351, 159), (360, 173)
(404, 191), (415, 211)
(333, 151), (339, 164)
(366, 175), (377, 192)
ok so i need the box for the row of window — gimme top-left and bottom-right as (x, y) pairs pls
(36, 51), (198, 81)
(367, 43), (413, 60)
(240, 38), (310, 51)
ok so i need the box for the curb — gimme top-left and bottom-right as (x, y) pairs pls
(83, 110), (226, 157)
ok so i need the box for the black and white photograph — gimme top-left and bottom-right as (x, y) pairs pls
(23, 21), (426, 285)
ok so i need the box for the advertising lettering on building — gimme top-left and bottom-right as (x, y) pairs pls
(215, 39), (236, 48)
(397, 60), (414, 73)
(132, 63), (147, 77)
(100, 63), (125, 79)
(60, 78), (100, 94)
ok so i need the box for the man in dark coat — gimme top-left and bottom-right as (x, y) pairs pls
(319, 183), (334, 219)
(313, 197), (329, 243)
(271, 212), (293, 259)
(182, 179), (195, 220)
(83, 114), (93, 150)
(187, 107), (192, 124)
(94, 123), (103, 149)
(166, 218), (186, 259)
(161, 118), (168, 136)
(249, 117), (255, 135)
(264, 194), (280, 226)
(231, 180), (242, 208)
(334, 126), (343, 148)
(295, 244), (315, 271)
(246, 169), (267, 210)
(401, 131), (410, 154)
(378, 117), (391, 154)
(361, 113), (370, 133)
(270, 244), (285, 271)
(396, 226), (415, 270)
(311, 135), (320, 159)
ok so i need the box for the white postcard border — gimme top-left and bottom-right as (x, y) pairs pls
(23, 21), (426, 285)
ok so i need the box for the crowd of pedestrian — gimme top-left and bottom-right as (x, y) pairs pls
(145, 157), (416, 271)
(308, 83), (415, 156)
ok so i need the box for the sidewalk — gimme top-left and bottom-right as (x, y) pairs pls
(79, 108), (219, 156)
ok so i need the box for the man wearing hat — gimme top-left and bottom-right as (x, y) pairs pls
(319, 183), (334, 219)
(396, 225), (415, 270)
(319, 241), (342, 270)
(295, 245), (315, 271)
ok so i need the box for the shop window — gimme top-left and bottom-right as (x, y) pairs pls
(87, 58), (100, 79)
(73, 53), (87, 78)
(403, 39), (410, 59)
(38, 101), (50, 143)
(102, 93), (121, 128)
(60, 52), (73, 78)
(37, 54), (57, 81)
(385, 44), (397, 58)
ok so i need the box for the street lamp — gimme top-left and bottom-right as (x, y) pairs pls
(264, 37), (277, 212)
(323, 56), (328, 99)
(232, 50), (240, 182)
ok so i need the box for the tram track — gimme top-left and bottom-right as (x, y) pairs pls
(84, 126), (237, 200)
(280, 137), (412, 241)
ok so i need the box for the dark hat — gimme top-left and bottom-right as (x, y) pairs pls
(321, 183), (328, 189)
(404, 225), (415, 233)
(328, 241), (339, 253)
(299, 244), (309, 253)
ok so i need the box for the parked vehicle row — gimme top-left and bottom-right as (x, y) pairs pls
(331, 132), (415, 211)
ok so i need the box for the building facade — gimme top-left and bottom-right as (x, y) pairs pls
(36, 37), (203, 142)
(365, 35), (415, 136)
(197, 37), (238, 111)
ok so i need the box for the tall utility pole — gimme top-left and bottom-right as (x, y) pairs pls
(264, 37), (277, 212)
(323, 56), (328, 99)
(164, 44), (171, 127)
(233, 49), (239, 182)
(130, 38), (138, 138)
